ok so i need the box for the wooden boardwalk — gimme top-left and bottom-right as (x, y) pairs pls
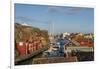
(32, 56), (77, 64)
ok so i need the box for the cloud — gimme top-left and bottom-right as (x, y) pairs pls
(69, 7), (82, 11)
(15, 16), (50, 24)
(47, 6), (62, 13)
(46, 6), (82, 15)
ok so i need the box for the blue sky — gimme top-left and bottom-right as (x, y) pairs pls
(15, 4), (94, 34)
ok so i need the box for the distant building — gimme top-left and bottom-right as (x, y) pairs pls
(21, 23), (31, 26)
(84, 33), (94, 39)
(63, 32), (70, 37)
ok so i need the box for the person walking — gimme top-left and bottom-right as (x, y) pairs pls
(57, 34), (67, 56)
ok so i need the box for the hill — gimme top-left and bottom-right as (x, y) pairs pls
(15, 23), (49, 43)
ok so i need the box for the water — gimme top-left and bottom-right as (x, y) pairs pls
(15, 53), (43, 65)
(77, 52), (94, 61)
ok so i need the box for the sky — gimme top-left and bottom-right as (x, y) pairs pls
(15, 3), (94, 34)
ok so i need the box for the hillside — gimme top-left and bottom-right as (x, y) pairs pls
(15, 23), (49, 43)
